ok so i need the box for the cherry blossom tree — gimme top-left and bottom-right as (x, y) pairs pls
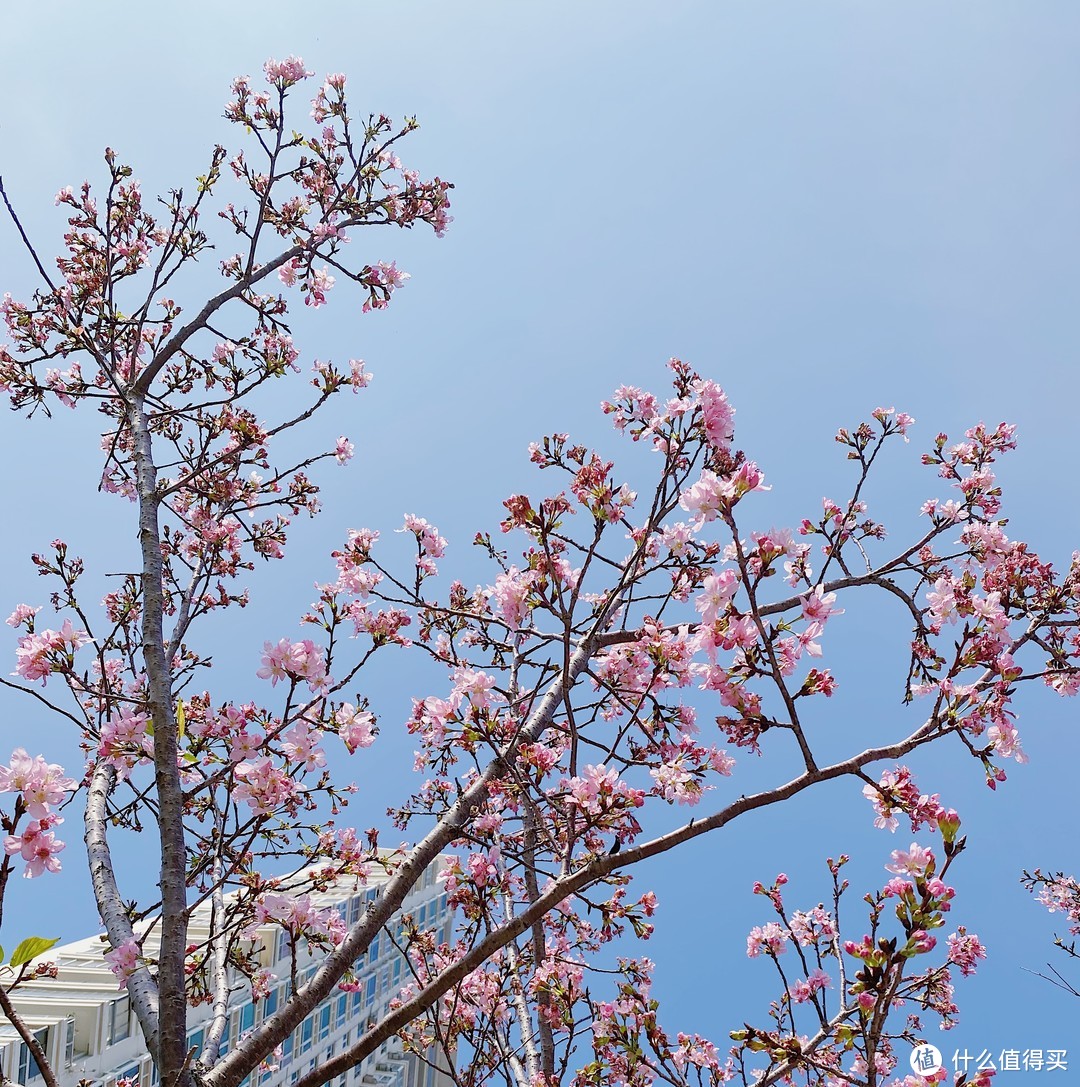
(0, 55), (1076, 1087)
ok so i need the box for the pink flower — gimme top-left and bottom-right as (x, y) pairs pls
(649, 760), (701, 805)
(263, 56), (313, 87)
(885, 842), (934, 877)
(451, 667), (497, 709)
(488, 567), (533, 628)
(251, 967), (277, 1000)
(278, 258), (300, 287)
(334, 703), (376, 753)
(789, 906), (836, 946)
(257, 638), (328, 693)
(252, 892), (346, 947)
(466, 847), (500, 888)
(0, 749), (76, 818)
(14, 620), (91, 685)
(305, 265), (336, 308)
(4, 819), (65, 877)
(280, 722), (326, 771)
(746, 921), (789, 958)
(660, 522), (694, 555)
(692, 379), (735, 452)
(946, 927), (986, 976)
(374, 261), (410, 290)
(98, 709), (154, 776)
(348, 359), (371, 391)
(233, 757), (301, 815)
(400, 514), (446, 558)
(787, 967), (831, 1003)
(104, 937), (141, 988)
(800, 585), (844, 624)
(679, 470), (730, 525)
(5, 604), (39, 628)
(695, 570), (739, 624)
(334, 436), (354, 464)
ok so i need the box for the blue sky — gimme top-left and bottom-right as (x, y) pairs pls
(2, 1), (1079, 1075)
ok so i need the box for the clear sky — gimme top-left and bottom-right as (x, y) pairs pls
(2, 1), (1079, 1076)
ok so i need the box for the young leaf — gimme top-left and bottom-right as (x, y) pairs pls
(10, 936), (60, 968)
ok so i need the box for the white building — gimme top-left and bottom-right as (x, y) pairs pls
(0, 858), (453, 1087)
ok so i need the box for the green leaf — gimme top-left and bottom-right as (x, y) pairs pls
(11, 936), (60, 968)
(176, 699), (186, 740)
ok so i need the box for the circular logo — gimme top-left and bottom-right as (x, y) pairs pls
(910, 1044), (944, 1077)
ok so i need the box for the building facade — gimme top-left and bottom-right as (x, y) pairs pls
(0, 859), (452, 1087)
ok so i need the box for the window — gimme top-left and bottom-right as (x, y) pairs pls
(299, 1016), (314, 1054)
(63, 1018), (75, 1068)
(18, 1029), (48, 1083)
(276, 929), (292, 963)
(119, 1063), (140, 1084)
(187, 1029), (204, 1059)
(280, 1033), (294, 1067)
(369, 932), (379, 960)
(239, 1002), (255, 1034)
(392, 959), (402, 987)
(366, 976), (376, 1004)
(318, 1004), (331, 1040)
(108, 995), (131, 1044)
(334, 994), (348, 1029)
(351, 988), (362, 1014)
(260, 987), (279, 1020)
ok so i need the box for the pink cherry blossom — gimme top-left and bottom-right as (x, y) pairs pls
(885, 842), (934, 877)
(800, 585), (844, 624)
(278, 258), (300, 287)
(692, 379), (735, 452)
(263, 56), (313, 87)
(233, 757), (302, 815)
(4, 818), (65, 877)
(348, 359), (371, 391)
(5, 604), (39, 628)
(746, 921), (789, 958)
(488, 567), (533, 628)
(334, 436), (354, 464)
(334, 703), (376, 753)
(946, 928), (986, 976)
(0, 748), (76, 818)
(104, 937), (142, 988)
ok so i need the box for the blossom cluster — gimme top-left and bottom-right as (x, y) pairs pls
(0, 749), (76, 877)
